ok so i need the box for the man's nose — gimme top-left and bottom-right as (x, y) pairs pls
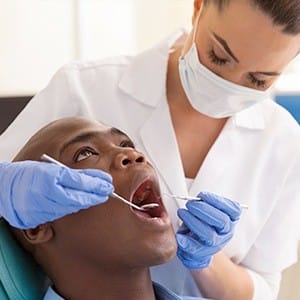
(113, 149), (147, 169)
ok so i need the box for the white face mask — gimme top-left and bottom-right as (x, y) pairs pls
(178, 26), (271, 118)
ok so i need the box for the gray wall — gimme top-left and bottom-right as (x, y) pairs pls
(0, 97), (32, 135)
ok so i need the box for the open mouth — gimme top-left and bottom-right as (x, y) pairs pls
(130, 179), (165, 219)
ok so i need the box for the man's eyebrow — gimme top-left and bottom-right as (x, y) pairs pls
(110, 127), (129, 138)
(212, 32), (239, 63)
(60, 132), (99, 155)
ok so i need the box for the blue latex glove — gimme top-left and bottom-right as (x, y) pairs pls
(176, 191), (242, 269)
(0, 161), (113, 229)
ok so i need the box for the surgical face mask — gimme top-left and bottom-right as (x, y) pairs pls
(178, 26), (270, 118)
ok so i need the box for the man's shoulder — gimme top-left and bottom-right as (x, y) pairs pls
(43, 286), (64, 300)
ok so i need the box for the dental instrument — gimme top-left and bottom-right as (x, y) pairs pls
(164, 193), (248, 209)
(40, 154), (159, 211)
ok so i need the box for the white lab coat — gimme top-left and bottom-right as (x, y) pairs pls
(1, 30), (300, 299)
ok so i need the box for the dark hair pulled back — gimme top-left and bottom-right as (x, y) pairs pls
(203, 0), (300, 34)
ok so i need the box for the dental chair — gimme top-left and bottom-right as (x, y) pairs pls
(0, 218), (49, 300)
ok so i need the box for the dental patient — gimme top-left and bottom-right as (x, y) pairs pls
(8, 117), (198, 300)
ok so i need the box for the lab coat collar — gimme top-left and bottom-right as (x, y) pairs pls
(233, 102), (266, 130)
(118, 29), (186, 107)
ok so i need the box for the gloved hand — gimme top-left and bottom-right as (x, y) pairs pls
(0, 161), (114, 229)
(176, 191), (242, 269)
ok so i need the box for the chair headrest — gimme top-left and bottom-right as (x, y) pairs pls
(0, 218), (49, 300)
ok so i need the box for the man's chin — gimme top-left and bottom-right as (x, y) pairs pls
(145, 233), (177, 266)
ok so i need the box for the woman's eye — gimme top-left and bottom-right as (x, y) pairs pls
(74, 148), (97, 162)
(208, 49), (229, 66)
(120, 140), (135, 149)
(248, 74), (266, 89)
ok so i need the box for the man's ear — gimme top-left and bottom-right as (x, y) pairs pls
(192, 0), (204, 24)
(22, 223), (54, 245)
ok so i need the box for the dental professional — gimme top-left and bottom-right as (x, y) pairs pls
(0, 0), (300, 299)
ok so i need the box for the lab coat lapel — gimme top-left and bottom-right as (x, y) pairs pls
(188, 103), (266, 197)
(139, 99), (188, 205)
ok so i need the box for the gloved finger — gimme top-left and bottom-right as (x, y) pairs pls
(59, 186), (111, 207)
(78, 169), (113, 183)
(178, 208), (233, 246)
(57, 168), (114, 196)
(177, 223), (189, 234)
(43, 180), (111, 210)
(186, 200), (232, 234)
(25, 187), (110, 228)
(21, 197), (89, 228)
(177, 248), (212, 269)
(178, 208), (217, 246)
(176, 233), (221, 257)
(198, 191), (241, 221)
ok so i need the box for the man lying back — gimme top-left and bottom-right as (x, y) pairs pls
(8, 117), (201, 300)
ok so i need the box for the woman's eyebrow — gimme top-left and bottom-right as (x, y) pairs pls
(252, 71), (281, 76)
(60, 132), (99, 155)
(212, 32), (281, 76)
(212, 32), (239, 63)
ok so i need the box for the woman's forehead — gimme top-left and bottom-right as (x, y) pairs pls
(203, 1), (300, 70)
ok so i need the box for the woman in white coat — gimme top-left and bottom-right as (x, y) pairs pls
(0, 0), (300, 299)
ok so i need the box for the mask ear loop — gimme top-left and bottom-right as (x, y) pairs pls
(192, 5), (203, 44)
(180, 5), (203, 57)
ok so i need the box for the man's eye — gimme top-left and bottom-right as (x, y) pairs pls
(119, 140), (135, 148)
(74, 148), (97, 162)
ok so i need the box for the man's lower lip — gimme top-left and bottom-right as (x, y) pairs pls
(131, 210), (170, 226)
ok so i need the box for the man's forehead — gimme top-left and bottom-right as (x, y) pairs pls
(62, 125), (127, 142)
(13, 118), (119, 162)
(43, 118), (109, 141)
(58, 125), (130, 155)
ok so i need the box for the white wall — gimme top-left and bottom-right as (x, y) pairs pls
(0, 0), (193, 96)
(76, 0), (193, 59)
(278, 248), (300, 300)
(0, 0), (75, 96)
(1, 0), (298, 96)
(275, 56), (300, 94)
(133, 0), (193, 51)
(76, 0), (137, 59)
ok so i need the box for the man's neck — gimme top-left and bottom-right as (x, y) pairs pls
(45, 257), (156, 300)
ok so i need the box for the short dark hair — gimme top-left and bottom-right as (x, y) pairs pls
(203, 0), (300, 34)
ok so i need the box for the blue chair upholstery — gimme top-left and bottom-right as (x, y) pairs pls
(0, 218), (49, 300)
(275, 95), (300, 123)
(0, 281), (9, 299)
